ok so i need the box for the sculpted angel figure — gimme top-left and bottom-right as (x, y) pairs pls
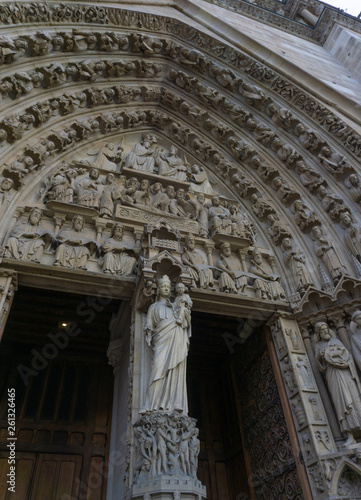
(142, 276), (191, 414)
(314, 321), (361, 447)
(189, 164), (214, 194)
(87, 142), (123, 171)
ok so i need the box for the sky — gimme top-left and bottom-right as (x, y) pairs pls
(322, 0), (361, 16)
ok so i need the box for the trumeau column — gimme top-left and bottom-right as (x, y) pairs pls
(0, 268), (17, 342)
(268, 312), (361, 499)
(106, 302), (132, 500)
(125, 236), (206, 500)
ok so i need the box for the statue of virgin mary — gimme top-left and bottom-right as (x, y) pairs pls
(142, 275), (191, 414)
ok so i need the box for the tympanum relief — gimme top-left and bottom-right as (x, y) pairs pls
(2, 135), (289, 302)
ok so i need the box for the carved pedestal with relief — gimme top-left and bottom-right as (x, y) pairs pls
(128, 412), (205, 500)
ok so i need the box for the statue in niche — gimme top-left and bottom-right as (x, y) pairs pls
(182, 234), (214, 290)
(345, 174), (361, 203)
(124, 137), (156, 173)
(217, 242), (247, 294)
(339, 212), (361, 263)
(54, 215), (97, 270)
(75, 168), (102, 209)
(208, 196), (232, 236)
(101, 223), (137, 276)
(249, 248), (286, 301)
(0, 178), (14, 206)
(43, 167), (78, 204)
(5, 207), (52, 262)
(142, 275), (191, 413)
(311, 226), (347, 283)
(350, 311), (361, 372)
(189, 164), (214, 194)
(87, 142), (123, 170)
(314, 321), (361, 447)
(156, 145), (188, 181)
(281, 238), (314, 294)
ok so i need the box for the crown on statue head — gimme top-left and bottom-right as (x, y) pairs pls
(157, 275), (171, 286)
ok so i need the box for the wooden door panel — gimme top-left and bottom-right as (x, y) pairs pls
(30, 454), (82, 500)
(0, 452), (36, 500)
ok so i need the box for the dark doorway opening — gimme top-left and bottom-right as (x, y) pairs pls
(187, 311), (251, 500)
(0, 286), (120, 500)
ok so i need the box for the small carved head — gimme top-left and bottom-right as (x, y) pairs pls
(111, 222), (124, 239)
(175, 282), (186, 295)
(89, 168), (100, 180)
(252, 248), (263, 264)
(165, 185), (175, 198)
(314, 322), (332, 342)
(157, 275), (171, 299)
(340, 212), (352, 226)
(106, 173), (116, 184)
(185, 233), (195, 250)
(29, 207), (42, 224)
(351, 310), (361, 328)
(1, 178), (14, 191)
(221, 242), (231, 257)
(281, 238), (293, 251)
(72, 215), (85, 231)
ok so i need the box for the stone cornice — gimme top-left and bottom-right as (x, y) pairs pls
(189, 0), (361, 44)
